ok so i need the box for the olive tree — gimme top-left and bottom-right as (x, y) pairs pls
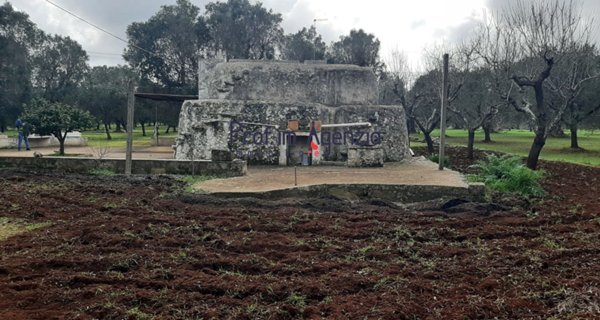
(477, 0), (596, 169)
(23, 99), (94, 155)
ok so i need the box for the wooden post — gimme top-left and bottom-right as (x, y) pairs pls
(439, 53), (449, 170)
(125, 80), (136, 175)
(154, 105), (159, 146)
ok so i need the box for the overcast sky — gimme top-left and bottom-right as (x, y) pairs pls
(7, 0), (600, 68)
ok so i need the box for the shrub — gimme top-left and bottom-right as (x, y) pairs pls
(89, 168), (115, 176)
(470, 154), (545, 197)
(179, 175), (215, 192)
(428, 154), (450, 167)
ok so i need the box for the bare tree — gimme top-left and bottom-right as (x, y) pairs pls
(410, 45), (462, 152)
(385, 48), (413, 87)
(449, 70), (504, 159)
(477, 0), (595, 169)
(382, 49), (421, 134)
(547, 44), (600, 148)
(447, 39), (505, 159)
(411, 88), (439, 152)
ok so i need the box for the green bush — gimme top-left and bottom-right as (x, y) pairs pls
(470, 154), (545, 197)
(428, 154), (451, 167)
(179, 175), (215, 192)
(89, 168), (116, 176)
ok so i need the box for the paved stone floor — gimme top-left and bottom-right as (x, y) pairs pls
(196, 157), (468, 193)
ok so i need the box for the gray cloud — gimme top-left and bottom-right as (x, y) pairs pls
(10, 0), (182, 65)
(483, 0), (600, 45)
(274, 0), (340, 42)
(411, 19), (426, 30)
(445, 17), (481, 44)
(260, 0), (297, 15)
(9, 0), (345, 65)
(483, 0), (519, 13)
(8, 0), (600, 67)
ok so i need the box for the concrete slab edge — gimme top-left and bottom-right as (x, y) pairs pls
(0, 156), (247, 177)
(201, 182), (486, 203)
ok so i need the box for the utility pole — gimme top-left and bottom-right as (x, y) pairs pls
(125, 80), (136, 175)
(438, 53), (449, 170)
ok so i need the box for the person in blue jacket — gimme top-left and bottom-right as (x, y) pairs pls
(15, 118), (30, 151)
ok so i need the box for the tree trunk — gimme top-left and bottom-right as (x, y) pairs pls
(467, 129), (475, 159)
(104, 122), (112, 140)
(526, 131), (546, 170)
(424, 131), (434, 152)
(549, 125), (565, 138)
(407, 118), (417, 134)
(570, 123), (579, 149)
(165, 126), (170, 134)
(141, 122), (146, 137)
(114, 121), (122, 132)
(525, 82), (549, 170)
(482, 123), (492, 143)
(58, 134), (66, 156)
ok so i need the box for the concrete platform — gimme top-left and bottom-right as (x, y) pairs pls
(195, 157), (485, 203)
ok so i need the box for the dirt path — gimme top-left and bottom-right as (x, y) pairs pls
(0, 147), (599, 319)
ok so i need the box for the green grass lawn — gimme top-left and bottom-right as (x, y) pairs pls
(411, 129), (600, 166)
(84, 126), (177, 148)
(4, 126), (598, 166)
(2, 130), (18, 138)
(2, 126), (177, 148)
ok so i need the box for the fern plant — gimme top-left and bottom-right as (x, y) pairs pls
(470, 154), (545, 197)
(428, 154), (451, 167)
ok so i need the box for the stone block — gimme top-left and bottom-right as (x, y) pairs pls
(179, 59), (411, 166)
(0, 157), (246, 177)
(175, 100), (411, 164)
(211, 149), (232, 161)
(347, 146), (384, 167)
(201, 61), (378, 106)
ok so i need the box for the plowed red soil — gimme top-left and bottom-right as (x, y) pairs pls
(1, 147), (599, 319)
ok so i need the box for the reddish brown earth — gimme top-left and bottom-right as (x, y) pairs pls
(1, 146), (599, 319)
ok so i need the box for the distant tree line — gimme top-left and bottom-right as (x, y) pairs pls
(379, 0), (600, 169)
(2, 0), (599, 168)
(0, 0), (383, 139)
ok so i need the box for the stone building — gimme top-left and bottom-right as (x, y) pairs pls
(175, 59), (410, 166)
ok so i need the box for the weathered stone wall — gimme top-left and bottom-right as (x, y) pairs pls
(347, 146), (384, 167)
(178, 59), (411, 165)
(0, 135), (11, 149)
(331, 105), (411, 161)
(0, 156), (246, 176)
(198, 58), (225, 99)
(175, 99), (329, 164)
(200, 61), (378, 106)
(0, 134), (88, 149)
(175, 100), (411, 163)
